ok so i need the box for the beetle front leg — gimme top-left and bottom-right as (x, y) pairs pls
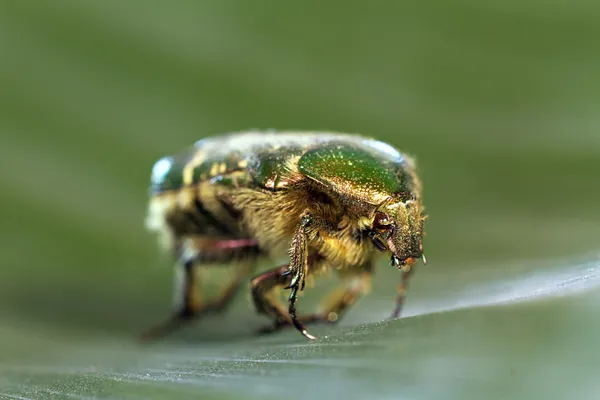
(258, 266), (372, 334)
(284, 213), (320, 339)
(252, 214), (332, 340)
(390, 262), (415, 319)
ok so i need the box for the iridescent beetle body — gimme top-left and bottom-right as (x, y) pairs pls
(143, 131), (426, 340)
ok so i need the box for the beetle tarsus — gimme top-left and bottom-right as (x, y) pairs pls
(256, 313), (323, 335)
(302, 330), (317, 340)
(257, 269), (372, 338)
(289, 294), (317, 340)
(283, 213), (313, 337)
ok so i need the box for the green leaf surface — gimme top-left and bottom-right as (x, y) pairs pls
(1, 0), (599, 399)
(2, 257), (600, 400)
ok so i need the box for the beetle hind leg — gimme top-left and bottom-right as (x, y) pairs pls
(140, 257), (200, 341)
(140, 237), (259, 342)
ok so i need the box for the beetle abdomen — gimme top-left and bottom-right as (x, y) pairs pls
(150, 146), (249, 194)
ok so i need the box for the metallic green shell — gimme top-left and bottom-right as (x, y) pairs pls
(150, 132), (345, 193)
(150, 146), (195, 193)
(150, 132), (416, 204)
(150, 139), (248, 193)
(297, 140), (413, 204)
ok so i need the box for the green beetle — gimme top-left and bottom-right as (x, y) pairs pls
(142, 131), (426, 340)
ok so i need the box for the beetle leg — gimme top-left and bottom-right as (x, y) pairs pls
(140, 237), (258, 342)
(284, 214), (319, 339)
(252, 213), (339, 340)
(258, 268), (372, 333)
(316, 269), (372, 323)
(390, 262), (415, 319)
(250, 265), (302, 334)
(140, 256), (198, 341)
(184, 237), (262, 265)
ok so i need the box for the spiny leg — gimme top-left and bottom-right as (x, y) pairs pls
(140, 238), (259, 342)
(280, 212), (341, 339)
(250, 265), (310, 337)
(261, 268), (373, 333)
(284, 214), (314, 339)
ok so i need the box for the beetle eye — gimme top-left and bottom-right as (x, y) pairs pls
(373, 212), (391, 231)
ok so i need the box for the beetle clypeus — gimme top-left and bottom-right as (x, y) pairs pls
(142, 131), (426, 340)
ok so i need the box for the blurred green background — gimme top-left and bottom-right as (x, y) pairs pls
(1, 1), (599, 399)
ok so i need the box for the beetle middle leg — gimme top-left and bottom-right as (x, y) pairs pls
(314, 267), (373, 323)
(257, 267), (373, 334)
(140, 237), (260, 341)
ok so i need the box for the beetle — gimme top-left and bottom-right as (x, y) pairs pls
(141, 131), (426, 340)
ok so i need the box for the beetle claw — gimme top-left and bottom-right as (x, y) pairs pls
(301, 330), (317, 340)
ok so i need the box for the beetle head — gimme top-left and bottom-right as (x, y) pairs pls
(369, 195), (425, 268)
